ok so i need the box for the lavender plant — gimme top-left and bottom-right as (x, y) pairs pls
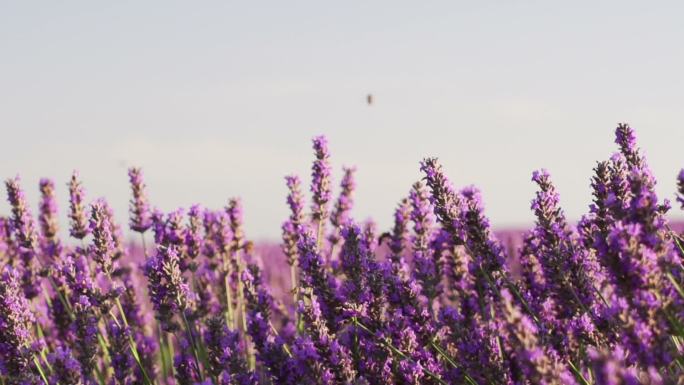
(1, 123), (684, 385)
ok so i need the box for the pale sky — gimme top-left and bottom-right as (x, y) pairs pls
(1, 1), (683, 240)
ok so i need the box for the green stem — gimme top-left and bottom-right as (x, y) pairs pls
(290, 263), (303, 334)
(179, 304), (205, 382)
(568, 360), (590, 385)
(316, 218), (324, 253)
(33, 356), (49, 385)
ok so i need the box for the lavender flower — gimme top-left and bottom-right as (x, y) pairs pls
(500, 289), (576, 385)
(5, 176), (40, 298)
(329, 166), (356, 251)
(383, 262), (435, 348)
(68, 171), (90, 240)
(311, 135), (333, 225)
(185, 204), (204, 265)
(5, 176), (38, 253)
(521, 169), (606, 356)
(72, 294), (100, 380)
(339, 221), (385, 326)
(296, 227), (342, 329)
(0, 124), (682, 384)
(615, 123), (643, 170)
(409, 181), (440, 302)
(174, 336), (201, 385)
(150, 208), (166, 245)
(387, 198), (411, 273)
(128, 167), (152, 233)
(165, 208), (186, 247)
(144, 245), (192, 332)
(588, 126), (680, 367)
(282, 175), (305, 267)
(242, 265), (294, 384)
(89, 199), (116, 276)
(204, 315), (258, 385)
(38, 178), (61, 259)
(107, 320), (134, 384)
(588, 346), (664, 385)
(459, 186), (509, 315)
(47, 347), (83, 385)
(420, 158), (463, 243)
(286, 175), (306, 226)
(0, 267), (38, 384)
(298, 298), (357, 383)
(0, 217), (12, 265)
(227, 198), (245, 253)
(59, 253), (103, 309)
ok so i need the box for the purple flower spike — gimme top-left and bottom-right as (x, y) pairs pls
(338, 222), (375, 314)
(420, 158), (463, 243)
(329, 166), (356, 250)
(500, 289), (576, 385)
(185, 204), (204, 263)
(204, 315), (258, 384)
(588, 346), (646, 385)
(459, 186), (509, 306)
(0, 217), (11, 265)
(72, 294), (100, 380)
(174, 336), (201, 385)
(0, 267), (38, 384)
(283, 175), (306, 267)
(38, 178), (61, 259)
(522, 169), (606, 357)
(165, 208), (186, 247)
(68, 171), (90, 240)
(5, 176), (40, 298)
(107, 320), (134, 384)
(5, 176), (39, 254)
(311, 135), (333, 224)
(296, 228), (342, 329)
(227, 197), (245, 254)
(409, 181), (440, 302)
(298, 298), (356, 384)
(286, 175), (305, 226)
(144, 244), (192, 332)
(89, 199), (116, 276)
(242, 264), (294, 384)
(615, 123), (642, 169)
(387, 197), (411, 274)
(128, 167), (152, 233)
(48, 347), (83, 385)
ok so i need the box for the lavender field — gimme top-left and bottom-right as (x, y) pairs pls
(2, 123), (684, 385)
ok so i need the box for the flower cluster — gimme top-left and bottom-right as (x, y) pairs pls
(1, 123), (684, 385)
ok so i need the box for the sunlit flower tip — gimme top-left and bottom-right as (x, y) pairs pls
(89, 199), (116, 276)
(615, 122), (637, 154)
(38, 178), (59, 240)
(5, 176), (38, 252)
(330, 166), (356, 229)
(68, 170), (90, 239)
(419, 158), (463, 239)
(128, 166), (152, 233)
(285, 175), (305, 225)
(185, 204), (204, 261)
(227, 197), (245, 250)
